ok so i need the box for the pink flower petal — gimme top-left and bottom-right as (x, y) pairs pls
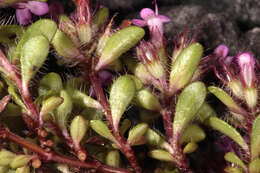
(140, 8), (155, 20)
(132, 19), (147, 27)
(214, 44), (229, 58)
(157, 15), (171, 23)
(26, 1), (49, 16)
(16, 8), (32, 25)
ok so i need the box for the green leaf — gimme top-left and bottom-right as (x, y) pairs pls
(208, 86), (246, 115)
(196, 102), (216, 123)
(249, 157), (260, 173)
(0, 166), (8, 173)
(93, 7), (109, 30)
(173, 82), (206, 137)
(135, 89), (161, 111)
(180, 124), (206, 145)
(40, 96), (64, 118)
(38, 72), (63, 96)
(109, 75), (136, 129)
(251, 115), (260, 159)
(10, 155), (32, 169)
(105, 150), (120, 168)
(70, 115), (88, 143)
(52, 29), (81, 59)
(127, 123), (148, 145)
(0, 150), (15, 166)
(169, 43), (203, 94)
(69, 89), (102, 110)
(205, 117), (248, 151)
(95, 26), (145, 71)
(148, 150), (174, 162)
(15, 166), (30, 173)
(145, 129), (173, 153)
(90, 120), (116, 142)
(55, 90), (72, 129)
(224, 152), (246, 171)
(183, 142), (198, 154)
(14, 19), (57, 60)
(119, 119), (131, 136)
(7, 86), (26, 110)
(20, 35), (49, 87)
(224, 167), (243, 173)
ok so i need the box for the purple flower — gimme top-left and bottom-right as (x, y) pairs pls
(237, 52), (256, 88)
(132, 0), (170, 44)
(214, 44), (229, 58)
(14, 1), (49, 25)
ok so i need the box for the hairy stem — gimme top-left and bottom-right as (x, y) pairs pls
(89, 73), (142, 173)
(0, 128), (132, 173)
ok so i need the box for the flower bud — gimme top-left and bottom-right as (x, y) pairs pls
(59, 15), (79, 46)
(10, 155), (32, 169)
(214, 44), (229, 58)
(237, 52), (256, 88)
(70, 115), (88, 144)
(183, 142), (198, 154)
(244, 87), (258, 109)
(109, 75), (136, 129)
(135, 89), (161, 111)
(0, 150), (15, 166)
(77, 23), (92, 45)
(127, 123), (148, 145)
(105, 150), (120, 168)
(136, 41), (166, 81)
(169, 43), (203, 94)
(228, 79), (244, 100)
(95, 26), (145, 71)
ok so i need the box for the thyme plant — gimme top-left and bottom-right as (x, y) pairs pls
(0, 0), (259, 173)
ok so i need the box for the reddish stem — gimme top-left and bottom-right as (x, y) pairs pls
(0, 95), (11, 113)
(0, 128), (132, 173)
(89, 73), (142, 173)
(160, 109), (174, 145)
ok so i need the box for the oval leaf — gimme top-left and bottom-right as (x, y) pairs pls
(90, 120), (116, 142)
(0, 150), (15, 166)
(21, 35), (49, 87)
(10, 155), (32, 169)
(173, 82), (206, 138)
(52, 29), (81, 59)
(148, 150), (174, 162)
(14, 19), (57, 60)
(205, 117), (248, 151)
(169, 43), (203, 94)
(208, 86), (246, 115)
(127, 123), (148, 145)
(70, 115), (88, 143)
(105, 150), (120, 168)
(55, 90), (72, 129)
(38, 72), (63, 96)
(135, 89), (161, 111)
(180, 124), (206, 145)
(249, 157), (260, 173)
(40, 96), (63, 118)
(95, 26), (145, 71)
(183, 142), (198, 154)
(224, 152), (247, 171)
(251, 115), (260, 159)
(109, 75), (136, 129)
